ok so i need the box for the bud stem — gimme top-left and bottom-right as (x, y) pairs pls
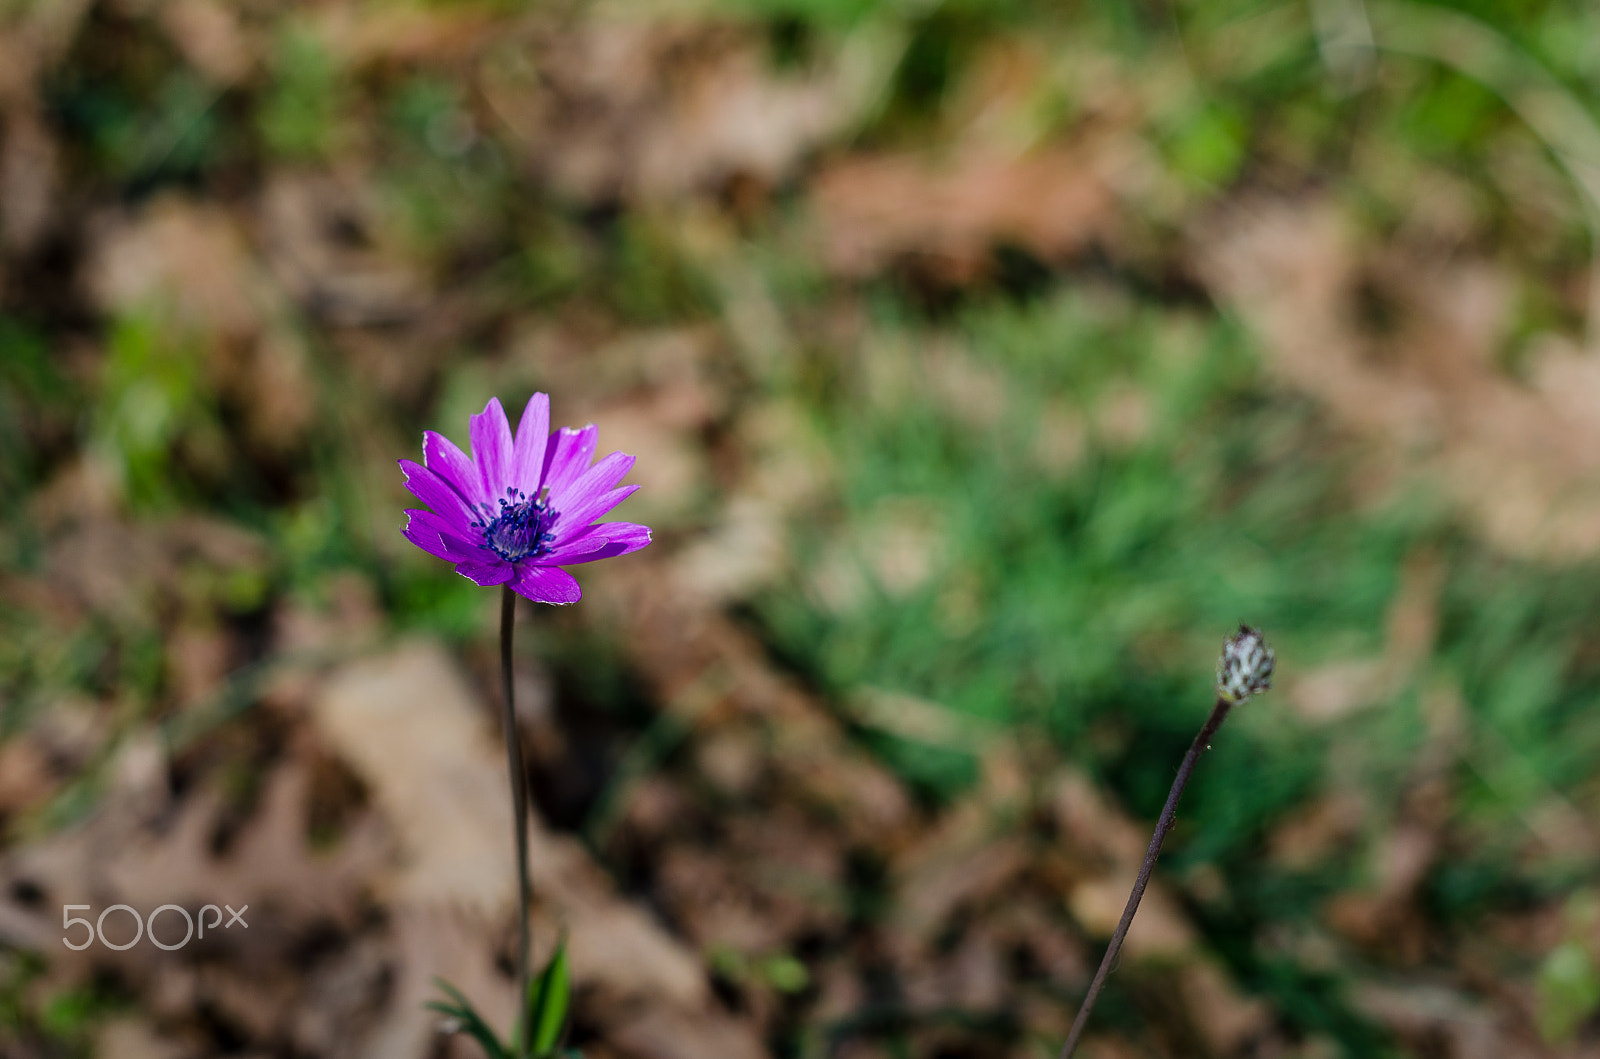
(1057, 697), (1234, 1059)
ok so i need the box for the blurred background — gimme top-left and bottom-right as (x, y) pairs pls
(3, 0), (1600, 1056)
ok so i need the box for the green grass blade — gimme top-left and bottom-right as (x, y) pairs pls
(431, 977), (511, 1059)
(526, 940), (572, 1058)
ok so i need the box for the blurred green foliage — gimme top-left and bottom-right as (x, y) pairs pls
(0, 317), (66, 505)
(259, 24), (344, 161)
(1539, 938), (1600, 1042)
(92, 311), (211, 510)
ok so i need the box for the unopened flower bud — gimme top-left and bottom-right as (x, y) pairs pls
(1216, 624), (1274, 703)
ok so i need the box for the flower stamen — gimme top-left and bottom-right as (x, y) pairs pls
(472, 487), (556, 562)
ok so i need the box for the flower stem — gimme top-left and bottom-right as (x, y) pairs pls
(1057, 697), (1234, 1059)
(500, 585), (533, 1058)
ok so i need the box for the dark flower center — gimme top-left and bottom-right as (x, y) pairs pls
(473, 488), (555, 562)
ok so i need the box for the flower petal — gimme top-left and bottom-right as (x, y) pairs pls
(553, 484), (639, 540)
(456, 559), (515, 586)
(469, 397), (515, 502)
(542, 521), (652, 564)
(403, 509), (488, 562)
(399, 459), (477, 527)
(548, 451), (635, 534)
(509, 393), (551, 496)
(423, 430), (485, 506)
(511, 565), (582, 604)
(537, 534), (614, 565)
(540, 424), (599, 500)
(403, 522), (459, 563)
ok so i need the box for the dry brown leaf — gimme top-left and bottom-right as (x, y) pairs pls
(0, 0), (91, 96)
(312, 641), (518, 914)
(902, 927), (1007, 1011)
(1091, 384), (1153, 451)
(1289, 658), (1391, 724)
(1349, 981), (1511, 1059)
(561, 893), (710, 1011)
(994, 899), (1088, 989)
(607, 1005), (769, 1059)
(1050, 769), (1148, 868)
(1267, 792), (1366, 870)
(1289, 549), (1443, 723)
(595, 559), (912, 841)
(272, 571), (385, 661)
(311, 2), (498, 66)
(83, 196), (261, 338)
(353, 906), (516, 1059)
(1033, 400), (1089, 476)
(0, 108), (56, 253)
(0, 40), (29, 108)
(0, 736), (55, 818)
(0, 742), (390, 1043)
(100, 759), (384, 934)
(1325, 820), (1440, 960)
(1075, 1038), (1142, 1059)
(657, 846), (788, 953)
(1197, 197), (1600, 558)
(673, 495), (787, 603)
(1046, 768), (1208, 961)
(158, 0), (253, 84)
(805, 495), (952, 614)
(737, 398), (834, 511)
(894, 837), (1030, 945)
(582, 396), (711, 524)
(286, 934), (393, 1056)
(26, 455), (119, 531)
(693, 726), (764, 797)
(481, 21), (868, 203)
(863, 497), (947, 598)
(39, 512), (268, 630)
(1179, 957), (1272, 1054)
(96, 1018), (194, 1059)
(1372, 822), (1441, 906)
(887, 743), (1032, 946)
(241, 328), (317, 454)
(618, 774), (695, 841)
(926, 344), (1011, 429)
(260, 173), (428, 327)
(833, 1043), (895, 1059)
(44, 520), (166, 623)
(1068, 873), (1195, 960)
(812, 143), (1133, 282)
(812, 958), (868, 1023)
(312, 641), (752, 1049)
(165, 623), (231, 708)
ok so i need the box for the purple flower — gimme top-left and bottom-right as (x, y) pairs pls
(400, 394), (651, 604)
